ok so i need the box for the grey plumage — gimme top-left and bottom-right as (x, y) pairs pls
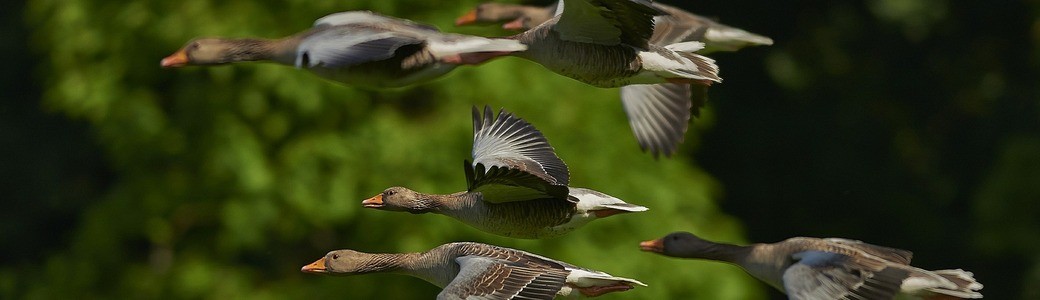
(164, 11), (525, 88)
(458, 1), (772, 156)
(307, 242), (642, 299)
(366, 107), (646, 239)
(643, 232), (984, 299)
(620, 83), (692, 156)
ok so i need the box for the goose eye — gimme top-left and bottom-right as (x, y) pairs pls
(332, 254), (340, 260)
(385, 190), (396, 196)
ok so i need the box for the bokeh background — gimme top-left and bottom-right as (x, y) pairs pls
(2, 0), (1038, 299)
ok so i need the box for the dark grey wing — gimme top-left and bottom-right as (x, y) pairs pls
(650, 17), (708, 46)
(783, 251), (910, 300)
(296, 27), (424, 68)
(825, 238), (914, 265)
(554, 0), (663, 47)
(698, 21), (774, 53)
(645, 3), (773, 52)
(619, 83), (694, 157)
(647, 3), (711, 45)
(437, 256), (567, 300)
(466, 106), (569, 202)
(313, 11), (440, 32)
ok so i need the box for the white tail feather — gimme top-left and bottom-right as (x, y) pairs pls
(569, 187), (647, 213)
(926, 269), (984, 298)
(705, 28), (773, 46)
(664, 41), (706, 53)
(566, 269), (647, 287)
(600, 203), (649, 212)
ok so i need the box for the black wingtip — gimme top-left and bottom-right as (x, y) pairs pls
(483, 105), (495, 131)
(472, 105), (482, 133)
(463, 159), (476, 190)
(642, 147), (674, 160)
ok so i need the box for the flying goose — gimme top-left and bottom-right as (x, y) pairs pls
(450, 0), (724, 157)
(160, 11), (526, 88)
(362, 106), (648, 239)
(302, 242), (645, 299)
(456, 1), (774, 53)
(640, 232), (984, 299)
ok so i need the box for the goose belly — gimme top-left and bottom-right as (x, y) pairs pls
(455, 199), (579, 239)
(307, 60), (455, 88)
(520, 38), (642, 88)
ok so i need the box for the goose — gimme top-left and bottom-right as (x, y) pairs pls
(302, 242), (646, 299)
(455, 2), (774, 53)
(160, 11), (526, 88)
(362, 106), (648, 239)
(640, 232), (984, 299)
(450, 0), (724, 157)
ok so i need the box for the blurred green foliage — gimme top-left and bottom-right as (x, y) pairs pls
(6, 0), (760, 299)
(2, 0), (1038, 299)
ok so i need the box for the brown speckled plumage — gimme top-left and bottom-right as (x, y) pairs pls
(310, 242), (643, 299)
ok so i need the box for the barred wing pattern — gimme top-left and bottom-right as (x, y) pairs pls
(466, 106), (570, 202)
(782, 251), (909, 300)
(554, 0), (663, 47)
(438, 256), (568, 300)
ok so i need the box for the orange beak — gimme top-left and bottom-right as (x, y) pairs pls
(502, 17), (526, 30)
(455, 9), (479, 26)
(639, 239), (664, 253)
(362, 194), (384, 208)
(301, 257), (328, 274)
(160, 49), (189, 68)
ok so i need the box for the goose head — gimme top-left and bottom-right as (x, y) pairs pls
(455, 3), (528, 27)
(301, 250), (376, 275)
(640, 231), (719, 258)
(502, 16), (536, 31)
(161, 38), (253, 68)
(362, 187), (438, 214)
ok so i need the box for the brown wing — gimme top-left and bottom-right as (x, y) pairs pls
(467, 106), (570, 202)
(824, 238), (914, 265)
(554, 0), (663, 47)
(782, 251), (910, 300)
(438, 256), (567, 300)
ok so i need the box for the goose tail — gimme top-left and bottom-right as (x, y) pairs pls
(656, 42), (722, 84)
(926, 269), (984, 299)
(702, 27), (773, 52)
(569, 187), (648, 218)
(902, 268), (983, 299)
(566, 269), (647, 287)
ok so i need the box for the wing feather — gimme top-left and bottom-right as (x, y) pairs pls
(782, 251), (909, 300)
(619, 83), (695, 157)
(438, 256), (566, 300)
(466, 106), (569, 202)
(296, 28), (424, 68)
(554, 0), (662, 47)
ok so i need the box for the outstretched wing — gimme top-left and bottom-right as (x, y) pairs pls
(313, 11), (439, 32)
(824, 238), (914, 265)
(782, 251), (909, 300)
(297, 11), (449, 69)
(553, 0), (663, 47)
(437, 256), (567, 300)
(465, 106), (569, 202)
(296, 27), (424, 68)
(619, 83), (696, 157)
